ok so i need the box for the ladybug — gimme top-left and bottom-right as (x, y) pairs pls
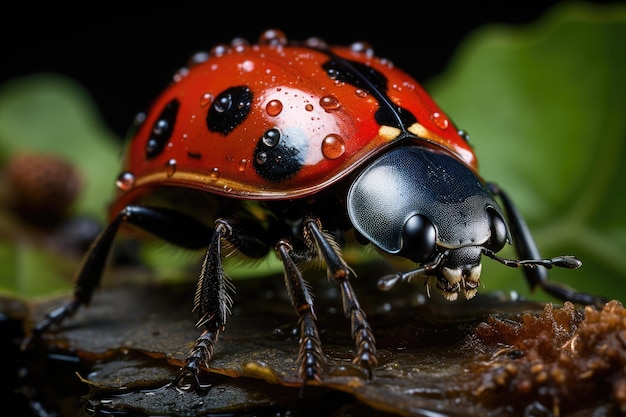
(26, 28), (605, 389)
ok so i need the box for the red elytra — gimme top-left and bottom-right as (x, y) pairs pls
(111, 33), (476, 217)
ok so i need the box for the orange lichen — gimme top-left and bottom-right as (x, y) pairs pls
(474, 300), (626, 415)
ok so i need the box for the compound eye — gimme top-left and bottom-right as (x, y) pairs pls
(485, 207), (508, 252)
(401, 214), (436, 262)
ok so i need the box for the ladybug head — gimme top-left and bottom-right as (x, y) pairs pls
(347, 146), (579, 301)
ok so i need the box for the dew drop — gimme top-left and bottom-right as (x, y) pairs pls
(173, 67), (189, 82)
(319, 95), (341, 111)
(116, 171), (135, 191)
(305, 103), (314, 112)
(153, 119), (168, 135)
(304, 37), (327, 49)
(209, 167), (220, 181)
(266, 99), (283, 116)
(262, 128), (281, 147)
(256, 151), (268, 165)
(146, 139), (158, 155)
(238, 158), (248, 172)
(431, 112), (449, 130)
(165, 159), (177, 177)
(258, 29), (287, 46)
(350, 41), (373, 57)
(321, 134), (345, 159)
(355, 89), (368, 98)
(210, 44), (228, 57)
(239, 60), (255, 72)
(230, 37), (249, 53)
(379, 57), (394, 69)
(214, 95), (232, 113)
(188, 51), (209, 67)
(200, 92), (214, 107)
(458, 129), (471, 143)
(133, 112), (146, 127)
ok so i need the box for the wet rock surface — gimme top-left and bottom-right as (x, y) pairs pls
(5, 264), (626, 416)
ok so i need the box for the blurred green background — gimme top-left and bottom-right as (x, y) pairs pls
(429, 2), (626, 302)
(0, 2), (624, 303)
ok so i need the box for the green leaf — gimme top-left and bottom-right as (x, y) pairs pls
(428, 2), (626, 302)
(0, 241), (74, 298)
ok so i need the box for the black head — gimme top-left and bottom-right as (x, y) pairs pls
(347, 146), (510, 300)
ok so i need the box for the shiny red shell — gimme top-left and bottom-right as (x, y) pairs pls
(111, 29), (476, 217)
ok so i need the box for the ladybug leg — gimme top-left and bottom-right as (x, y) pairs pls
(177, 217), (270, 391)
(488, 183), (607, 307)
(21, 209), (125, 350)
(22, 205), (213, 350)
(275, 239), (324, 384)
(176, 219), (230, 391)
(303, 216), (378, 377)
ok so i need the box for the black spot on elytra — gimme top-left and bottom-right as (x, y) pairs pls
(146, 99), (179, 159)
(374, 103), (417, 129)
(325, 60), (388, 93)
(253, 127), (308, 182)
(207, 86), (253, 135)
(322, 58), (416, 133)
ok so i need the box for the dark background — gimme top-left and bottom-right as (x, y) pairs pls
(2, 3), (613, 140)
